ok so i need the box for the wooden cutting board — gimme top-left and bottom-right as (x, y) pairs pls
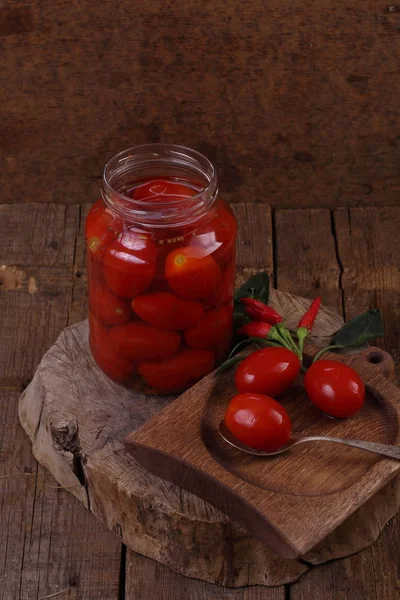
(125, 342), (400, 559)
(18, 289), (400, 587)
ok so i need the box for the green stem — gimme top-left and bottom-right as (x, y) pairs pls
(296, 327), (309, 356)
(284, 330), (302, 357)
(254, 339), (284, 349)
(313, 344), (346, 363)
(269, 329), (289, 349)
(216, 354), (246, 373)
(228, 338), (251, 359)
(275, 324), (302, 358)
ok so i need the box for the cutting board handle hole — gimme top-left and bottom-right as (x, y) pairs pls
(368, 351), (384, 365)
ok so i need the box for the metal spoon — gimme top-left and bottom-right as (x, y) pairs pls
(219, 421), (400, 460)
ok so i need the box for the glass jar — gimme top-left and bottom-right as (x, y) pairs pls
(85, 143), (237, 394)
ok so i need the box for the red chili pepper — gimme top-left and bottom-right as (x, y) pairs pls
(297, 297), (321, 331)
(237, 321), (272, 339)
(296, 296), (322, 355)
(240, 298), (283, 325)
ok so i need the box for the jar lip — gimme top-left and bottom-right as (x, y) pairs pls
(102, 143), (217, 208)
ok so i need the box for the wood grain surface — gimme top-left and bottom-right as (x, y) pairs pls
(0, 205), (121, 600)
(1, 1), (400, 209)
(1, 203), (400, 598)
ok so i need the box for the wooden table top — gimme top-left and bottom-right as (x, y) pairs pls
(1, 202), (399, 599)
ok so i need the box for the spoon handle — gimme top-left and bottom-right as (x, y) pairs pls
(300, 435), (400, 460)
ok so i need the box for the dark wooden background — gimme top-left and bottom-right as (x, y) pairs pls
(1, 0), (400, 208)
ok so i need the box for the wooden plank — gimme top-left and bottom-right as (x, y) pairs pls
(0, 269), (75, 385)
(125, 552), (284, 599)
(0, 394), (121, 600)
(0, 204), (79, 267)
(291, 206), (400, 600)
(0, 203), (121, 599)
(232, 204), (274, 279)
(291, 555), (379, 600)
(69, 204), (90, 326)
(291, 503), (400, 600)
(0, 388), (38, 600)
(274, 209), (342, 311)
(335, 207), (400, 363)
(1, 1), (399, 210)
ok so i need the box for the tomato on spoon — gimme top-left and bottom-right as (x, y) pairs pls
(224, 393), (291, 452)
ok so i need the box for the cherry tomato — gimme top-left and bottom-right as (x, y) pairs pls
(192, 200), (237, 266)
(224, 393), (291, 452)
(109, 321), (181, 361)
(87, 250), (105, 283)
(103, 230), (157, 297)
(131, 178), (196, 202)
(144, 277), (174, 294)
(89, 281), (132, 325)
(165, 246), (221, 300)
(91, 343), (136, 383)
(204, 258), (235, 308)
(304, 360), (365, 418)
(184, 305), (232, 350)
(88, 311), (108, 345)
(132, 292), (204, 331)
(138, 349), (215, 393)
(235, 347), (301, 396)
(85, 199), (123, 258)
(88, 313), (135, 383)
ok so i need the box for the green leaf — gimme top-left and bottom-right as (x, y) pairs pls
(233, 311), (249, 329)
(234, 272), (270, 304)
(331, 309), (384, 347)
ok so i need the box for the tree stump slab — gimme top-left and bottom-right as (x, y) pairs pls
(18, 289), (400, 587)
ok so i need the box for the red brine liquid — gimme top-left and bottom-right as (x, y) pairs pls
(86, 177), (237, 394)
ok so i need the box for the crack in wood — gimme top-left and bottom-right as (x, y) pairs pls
(330, 210), (346, 320)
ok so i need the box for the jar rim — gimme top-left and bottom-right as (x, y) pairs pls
(102, 143), (217, 209)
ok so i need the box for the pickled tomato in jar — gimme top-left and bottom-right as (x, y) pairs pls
(86, 144), (237, 394)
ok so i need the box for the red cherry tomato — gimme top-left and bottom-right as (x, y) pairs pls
(204, 258), (235, 308)
(224, 393), (291, 452)
(138, 349), (215, 393)
(103, 231), (157, 297)
(192, 200), (237, 266)
(235, 347), (301, 396)
(89, 281), (132, 325)
(165, 246), (221, 300)
(88, 311), (108, 345)
(85, 199), (123, 258)
(184, 305), (233, 350)
(304, 360), (365, 418)
(132, 292), (204, 331)
(109, 321), (181, 361)
(88, 313), (135, 383)
(131, 178), (196, 203)
(91, 343), (136, 384)
(87, 250), (105, 283)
